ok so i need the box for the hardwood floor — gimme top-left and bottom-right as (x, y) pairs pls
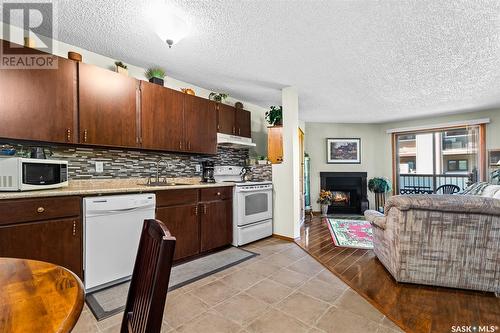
(295, 216), (500, 333)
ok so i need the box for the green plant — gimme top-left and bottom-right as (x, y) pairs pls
(265, 106), (283, 126)
(208, 92), (228, 102)
(145, 67), (166, 79)
(368, 177), (392, 193)
(258, 155), (267, 160)
(114, 61), (127, 69)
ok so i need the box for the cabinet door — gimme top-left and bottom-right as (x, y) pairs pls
(184, 94), (217, 154)
(235, 109), (251, 138)
(141, 82), (184, 151)
(79, 63), (138, 147)
(0, 218), (82, 278)
(0, 41), (77, 143)
(217, 103), (236, 135)
(200, 200), (232, 252)
(268, 126), (283, 164)
(156, 205), (200, 261)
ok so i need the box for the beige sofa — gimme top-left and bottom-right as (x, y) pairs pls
(364, 193), (500, 293)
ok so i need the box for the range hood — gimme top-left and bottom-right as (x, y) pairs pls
(217, 133), (256, 148)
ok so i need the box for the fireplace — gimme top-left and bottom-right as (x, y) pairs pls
(320, 172), (369, 214)
(331, 191), (350, 207)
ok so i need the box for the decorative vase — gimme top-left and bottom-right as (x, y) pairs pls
(149, 77), (164, 86)
(68, 51), (82, 62)
(181, 88), (195, 95)
(24, 37), (35, 48)
(116, 66), (128, 75)
(321, 204), (329, 217)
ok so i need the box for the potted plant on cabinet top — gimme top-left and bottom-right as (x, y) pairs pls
(208, 92), (228, 102)
(115, 61), (128, 75)
(368, 177), (391, 212)
(145, 67), (166, 86)
(257, 156), (268, 165)
(265, 105), (283, 126)
(317, 190), (333, 217)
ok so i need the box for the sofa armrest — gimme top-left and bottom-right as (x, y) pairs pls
(364, 210), (387, 230)
(385, 194), (500, 216)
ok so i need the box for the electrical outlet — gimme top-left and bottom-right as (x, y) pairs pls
(95, 161), (104, 173)
(195, 164), (201, 173)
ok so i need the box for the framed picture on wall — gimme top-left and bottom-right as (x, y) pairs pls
(326, 138), (361, 164)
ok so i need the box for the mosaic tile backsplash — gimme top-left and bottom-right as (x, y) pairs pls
(1, 141), (253, 180)
(249, 164), (272, 182)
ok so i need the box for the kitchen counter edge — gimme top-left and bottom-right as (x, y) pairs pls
(0, 182), (235, 200)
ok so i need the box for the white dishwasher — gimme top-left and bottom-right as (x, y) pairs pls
(84, 193), (156, 292)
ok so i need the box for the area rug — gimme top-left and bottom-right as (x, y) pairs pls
(86, 247), (258, 321)
(326, 218), (373, 249)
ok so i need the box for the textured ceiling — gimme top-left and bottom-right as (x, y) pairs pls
(13, 0), (500, 122)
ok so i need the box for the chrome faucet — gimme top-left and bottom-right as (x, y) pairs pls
(149, 159), (166, 184)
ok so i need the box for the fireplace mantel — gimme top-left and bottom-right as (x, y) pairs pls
(320, 172), (369, 214)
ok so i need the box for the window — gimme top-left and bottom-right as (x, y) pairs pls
(394, 126), (484, 194)
(447, 159), (468, 172)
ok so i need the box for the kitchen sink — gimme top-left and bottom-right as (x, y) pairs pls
(141, 182), (192, 187)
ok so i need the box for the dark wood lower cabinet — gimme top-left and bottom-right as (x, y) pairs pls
(200, 200), (232, 252)
(0, 187), (232, 281)
(0, 218), (82, 278)
(155, 187), (233, 262)
(156, 204), (200, 261)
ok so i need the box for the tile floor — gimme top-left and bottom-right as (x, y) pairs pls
(74, 238), (403, 333)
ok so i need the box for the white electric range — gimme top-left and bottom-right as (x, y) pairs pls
(214, 166), (273, 246)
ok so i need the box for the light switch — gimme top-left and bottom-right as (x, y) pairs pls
(95, 161), (104, 173)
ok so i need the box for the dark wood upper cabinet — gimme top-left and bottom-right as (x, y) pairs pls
(0, 41), (77, 143)
(235, 109), (251, 138)
(200, 200), (232, 252)
(140, 82), (184, 151)
(217, 103), (252, 138)
(184, 94), (217, 154)
(156, 204), (200, 261)
(78, 63), (138, 147)
(217, 103), (236, 135)
(0, 41), (241, 153)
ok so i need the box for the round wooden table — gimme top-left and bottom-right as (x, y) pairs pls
(0, 258), (84, 333)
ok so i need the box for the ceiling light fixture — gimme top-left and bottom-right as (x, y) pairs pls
(154, 5), (190, 48)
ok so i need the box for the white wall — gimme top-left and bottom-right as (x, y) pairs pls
(1, 22), (269, 156)
(305, 122), (384, 210)
(272, 87), (301, 239)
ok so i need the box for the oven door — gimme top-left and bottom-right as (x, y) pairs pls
(236, 188), (273, 226)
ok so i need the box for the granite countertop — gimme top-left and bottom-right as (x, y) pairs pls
(0, 178), (235, 200)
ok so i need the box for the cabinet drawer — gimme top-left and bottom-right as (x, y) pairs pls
(200, 187), (233, 202)
(0, 196), (81, 226)
(156, 189), (198, 207)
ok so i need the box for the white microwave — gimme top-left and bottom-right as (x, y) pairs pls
(0, 157), (69, 191)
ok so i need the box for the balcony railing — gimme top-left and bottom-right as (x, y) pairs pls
(398, 173), (470, 194)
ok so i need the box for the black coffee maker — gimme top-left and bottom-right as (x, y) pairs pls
(201, 161), (215, 183)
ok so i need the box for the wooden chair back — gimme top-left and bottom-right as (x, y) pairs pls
(435, 184), (461, 194)
(121, 219), (176, 333)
